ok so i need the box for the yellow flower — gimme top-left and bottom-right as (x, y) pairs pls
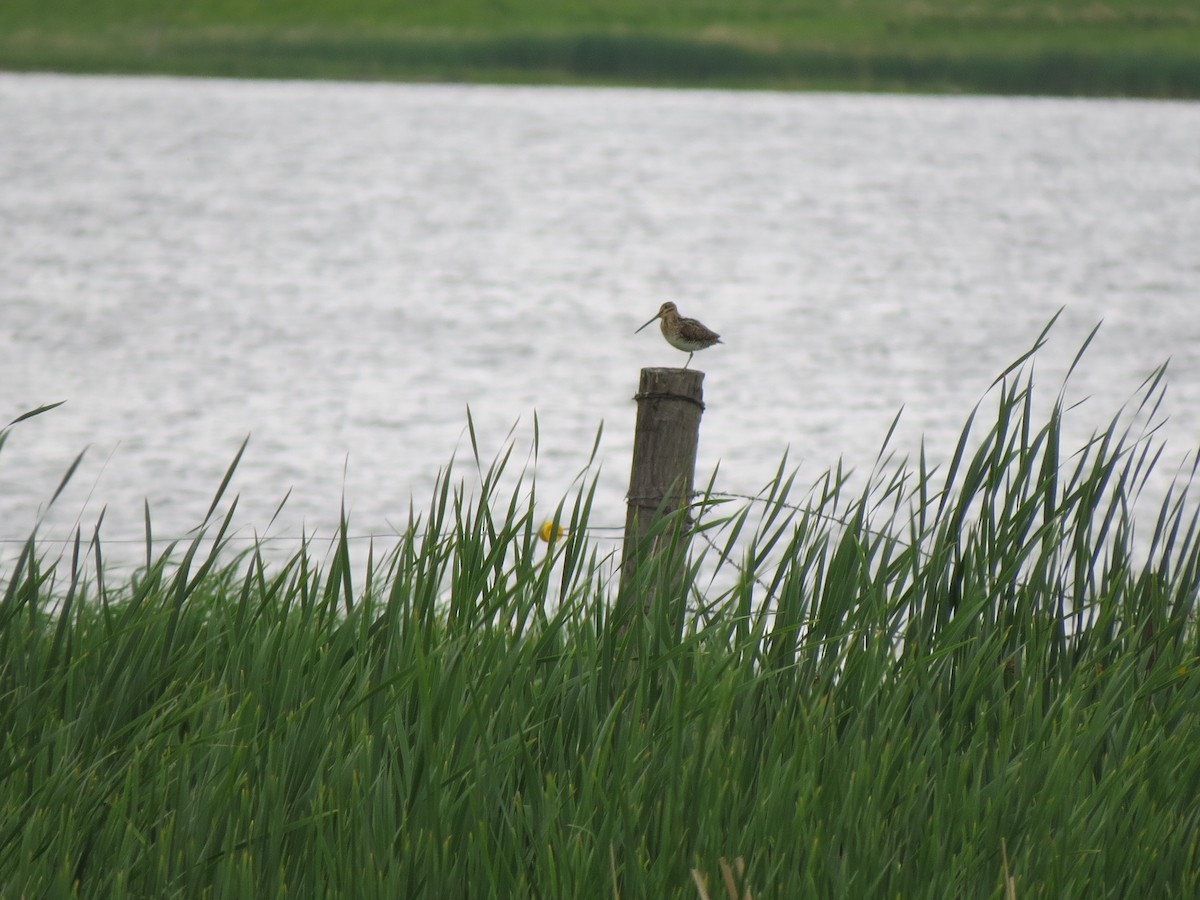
(539, 520), (566, 543)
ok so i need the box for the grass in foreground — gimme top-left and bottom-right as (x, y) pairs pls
(2, 336), (1200, 897)
(2, 0), (1200, 96)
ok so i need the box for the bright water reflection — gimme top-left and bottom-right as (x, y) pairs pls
(2, 73), (1199, 568)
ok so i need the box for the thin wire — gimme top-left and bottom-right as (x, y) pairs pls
(0, 525), (627, 546)
(0, 489), (874, 547)
(0, 489), (837, 549)
(1, 490), (1174, 628)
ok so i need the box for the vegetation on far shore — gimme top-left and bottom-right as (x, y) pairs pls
(2, 0), (1200, 96)
(3, 330), (1200, 896)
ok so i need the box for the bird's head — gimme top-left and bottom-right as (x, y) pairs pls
(635, 302), (678, 333)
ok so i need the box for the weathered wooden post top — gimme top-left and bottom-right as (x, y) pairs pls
(619, 366), (705, 604)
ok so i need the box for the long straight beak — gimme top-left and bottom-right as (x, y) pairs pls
(634, 314), (660, 334)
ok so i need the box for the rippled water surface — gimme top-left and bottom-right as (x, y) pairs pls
(3, 73), (1199, 565)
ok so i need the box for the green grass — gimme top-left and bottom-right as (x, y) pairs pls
(3, 331), (1200, 896)
(2, 0), (1200, 95)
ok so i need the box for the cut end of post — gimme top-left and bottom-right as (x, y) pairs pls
(633, 367), (705, 411)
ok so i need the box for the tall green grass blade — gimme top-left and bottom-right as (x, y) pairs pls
(44, 450), (87, 512)
(4, 400), (66, 430)
(143, 498), (153, 574)
(1066, 320), (1103, 382)
(990, 306), (1061, 388)
(202, 436), (248, 526)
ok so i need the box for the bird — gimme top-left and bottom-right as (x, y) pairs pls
(635, 302), (722, 369)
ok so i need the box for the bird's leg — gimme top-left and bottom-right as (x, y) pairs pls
(684, 352), (693, 369)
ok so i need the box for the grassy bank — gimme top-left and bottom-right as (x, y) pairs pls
(2, 0), (1200, 96)
(3, 341), (1200, 896)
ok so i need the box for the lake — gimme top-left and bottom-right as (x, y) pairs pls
(3, 73), (1199, 570)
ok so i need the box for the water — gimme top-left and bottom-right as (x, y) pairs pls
(3, 73), (1199, 569)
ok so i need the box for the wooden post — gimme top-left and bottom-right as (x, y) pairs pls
(619, 367), (705, 612)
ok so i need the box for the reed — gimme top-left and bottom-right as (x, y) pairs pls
(2, 334), (1199, 896)
(3, 0), (1200, 96)
(6, 30), (1200, 97)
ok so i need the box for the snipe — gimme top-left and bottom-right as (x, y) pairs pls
(635, 302), (722, 369)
